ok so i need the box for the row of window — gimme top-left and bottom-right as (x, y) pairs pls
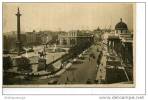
(116, 30), (128, 33)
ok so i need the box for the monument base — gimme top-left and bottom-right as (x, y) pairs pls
(38, 58), (46, 71)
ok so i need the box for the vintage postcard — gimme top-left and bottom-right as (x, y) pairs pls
(2, 3), (135, 87)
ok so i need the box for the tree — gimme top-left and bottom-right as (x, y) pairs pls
(3, 56), (12, 70)
(16, 57), (32, 72)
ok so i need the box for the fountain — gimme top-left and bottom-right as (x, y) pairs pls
(24, 47), (30, 58)
(53, 44), (57, 52)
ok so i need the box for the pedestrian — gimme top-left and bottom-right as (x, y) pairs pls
(99, 76), (103, 84)
(100, 69), (102, 72)
(95, 80), (98, 84)
(86, 79), (91, 84)
(89, 57), (91, 62)
(96, 65), (99, 70)
(61, 63), (64, 69)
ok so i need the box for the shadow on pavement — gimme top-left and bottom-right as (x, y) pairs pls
(72, 61), (83, 64)
(66, 67), (77, 71)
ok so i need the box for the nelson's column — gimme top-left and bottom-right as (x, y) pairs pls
(15, 8), (24, 55)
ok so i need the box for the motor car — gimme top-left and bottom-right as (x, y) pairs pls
(48, 79), (58, 84)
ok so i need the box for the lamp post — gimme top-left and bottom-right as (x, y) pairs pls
(52, 55), (54, 62)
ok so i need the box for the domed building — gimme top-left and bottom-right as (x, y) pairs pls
(115, 18), (128, 34)
(103, 18), (133, 84)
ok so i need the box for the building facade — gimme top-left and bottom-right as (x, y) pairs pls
(104, 18), (133, 83)
(58, 30), (94, 48)
(58, 30), (78, 47)
(107, 18), (133, 66)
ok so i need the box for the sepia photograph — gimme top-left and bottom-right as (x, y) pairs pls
(2, 3), (135, 87)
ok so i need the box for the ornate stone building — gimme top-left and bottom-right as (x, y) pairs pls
(107, 18), (133, 65)
(104, 18), (133, 83)
(58, 30), (77, 47)
(58, 30), (94, 48)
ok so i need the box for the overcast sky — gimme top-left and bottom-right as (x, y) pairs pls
(3, 3), (134, 33)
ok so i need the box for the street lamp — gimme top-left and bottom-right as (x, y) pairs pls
(52, 55), (54, 61)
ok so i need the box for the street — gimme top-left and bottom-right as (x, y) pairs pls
(54, 45), (99, 84)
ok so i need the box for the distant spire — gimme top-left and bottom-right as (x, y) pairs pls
(120, 18), (122, 22)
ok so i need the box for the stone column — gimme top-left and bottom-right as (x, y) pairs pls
(111, 40), (113, 52)
(121, 43), (126, 63)
(107, 40), (109, 52)
(16, 8), (22, 55)
(60, 38), (63, 46)
(67, 38), (70, 47)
